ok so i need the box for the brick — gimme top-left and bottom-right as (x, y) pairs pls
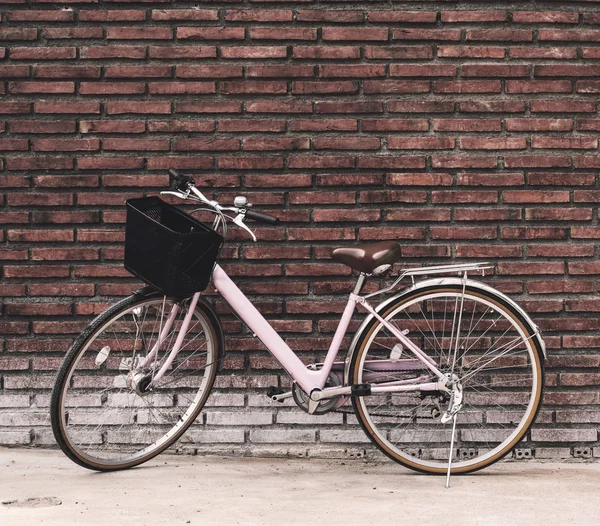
(153, 9), (218, 21)
(434, 80), (501, 93)
(365, 45), (433, 60)
(149, 46), (216, 59)
(531, 173), (594, 186)
(178, 27), (245, 40)
(364, 80), (429, 94)
(177, 65), (243, 79)
(506, 118), (573, 132)
(251, 28), (316, 41)
(298, 10), (363, 23)
(322, 27), (388, 41)
(461, 64), (529, 77)
(8, 10), (74, 22)
(79, 10), (146, 22)
(392, 29), (461, 41)
(0, 66), (30, 78)
(321, 65), (385, 78)
(292, 81), (358, 95)
(0, 102), (31, 114)
(244, 138), (309, 151)
(438, 46), (505, 58)
(149, 82), (215, 95)
(513, 11), (578, 24)
(249, 66), (314, 78)
(387, 173), (452, 186)
(509, 47), (577, 59)
(10, 47), (76, 60)
(390, 64), (456, 77)
(532, 137), (598, 149)
(33, 138), (99, 152)
(105, 101), (171, 115)
(44, 28), (104, 40)
(80, 46), (146, 59)
(313, 138), (379, 150)
(369, 11), (436, 23)
(290, 119), (356, 132)
(107, 27), (172, 40)
(458, 173), (525, 186)
(221, 81), (287, 94)
(532, 100), (596, 113)
(293, 46), (360, 60)
(35, 101), (100, 114)
(0, 28), (37, 41)
(466, 29), (532, 41)
(362, 119), (428, 132)
(388, 101), (454, 113)
(35, 66), (100, 79)
(506, 80), (572, 93)
(316, 101), (382, 114)
(434, 119), (501, 132)
(540, 29), (600, 42)
(9, 82), (74, 94)
(105, 65), (172, 78)
(459, 138), (526, 150)
(504, 156), (571, 168)
(536, 65), (600, 77)
(442, 11), (507, 22)
(389, 137), (454, 150)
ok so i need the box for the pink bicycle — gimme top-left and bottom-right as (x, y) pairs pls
(51, 171), (546, 479)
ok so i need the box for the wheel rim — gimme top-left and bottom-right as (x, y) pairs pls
(354, 289), (542, 472)
(58, 298), (216, 468)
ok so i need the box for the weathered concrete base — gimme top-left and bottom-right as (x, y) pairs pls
(1, 448), (599, 525)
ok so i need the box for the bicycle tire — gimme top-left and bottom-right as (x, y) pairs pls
(349, 284), (545, 475)
(50, 290), (220, 471)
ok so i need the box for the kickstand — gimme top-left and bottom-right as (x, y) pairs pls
(445, 413), (457, 489)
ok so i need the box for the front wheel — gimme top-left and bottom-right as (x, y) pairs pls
(350, 284), (544, 475)
(50, 291), (220, 471)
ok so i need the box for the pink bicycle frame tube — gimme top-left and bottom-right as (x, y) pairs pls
(212, 264), (354, 394)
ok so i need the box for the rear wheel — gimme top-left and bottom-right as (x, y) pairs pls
(51, 291), (219, 471)
(350, 284), (544, 474)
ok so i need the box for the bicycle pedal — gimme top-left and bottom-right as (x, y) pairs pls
(266, 386), (287, 401)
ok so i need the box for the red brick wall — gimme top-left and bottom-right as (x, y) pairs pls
(1, 1), (599, 459)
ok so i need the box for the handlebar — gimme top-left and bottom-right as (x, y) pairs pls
(162, 169), (280, 238)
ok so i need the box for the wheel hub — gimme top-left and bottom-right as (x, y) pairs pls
(127, 370), (153, 396)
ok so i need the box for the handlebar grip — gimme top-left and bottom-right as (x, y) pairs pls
(168, 169), (194, 190)
(245, 210), (280, 225)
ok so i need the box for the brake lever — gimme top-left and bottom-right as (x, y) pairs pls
(160, 190), (191, 200)
(232, 213), (257, 242)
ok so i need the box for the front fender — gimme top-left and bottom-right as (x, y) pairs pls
(343, 278), (546, 386)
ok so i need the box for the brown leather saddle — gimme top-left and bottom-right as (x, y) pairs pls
(331, 241), (401, 274)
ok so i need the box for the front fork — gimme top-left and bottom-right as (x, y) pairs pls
(127, 292), (201, 392)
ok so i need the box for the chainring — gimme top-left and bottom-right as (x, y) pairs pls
(292, 371), (341, 415)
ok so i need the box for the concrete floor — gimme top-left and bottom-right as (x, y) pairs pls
(0, 448), (599, 525)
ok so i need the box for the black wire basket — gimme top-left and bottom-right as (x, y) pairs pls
(124, 196), (224, 297)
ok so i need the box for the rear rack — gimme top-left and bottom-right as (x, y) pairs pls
(365, 262), (494, 299)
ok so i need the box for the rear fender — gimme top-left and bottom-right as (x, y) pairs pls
(343, 278), (546, 386)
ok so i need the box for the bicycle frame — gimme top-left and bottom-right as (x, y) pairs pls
(211, 265), (446, 394)
(139, 264), (502, 401)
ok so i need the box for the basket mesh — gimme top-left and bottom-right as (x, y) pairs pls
(124, 197), (223, 297)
